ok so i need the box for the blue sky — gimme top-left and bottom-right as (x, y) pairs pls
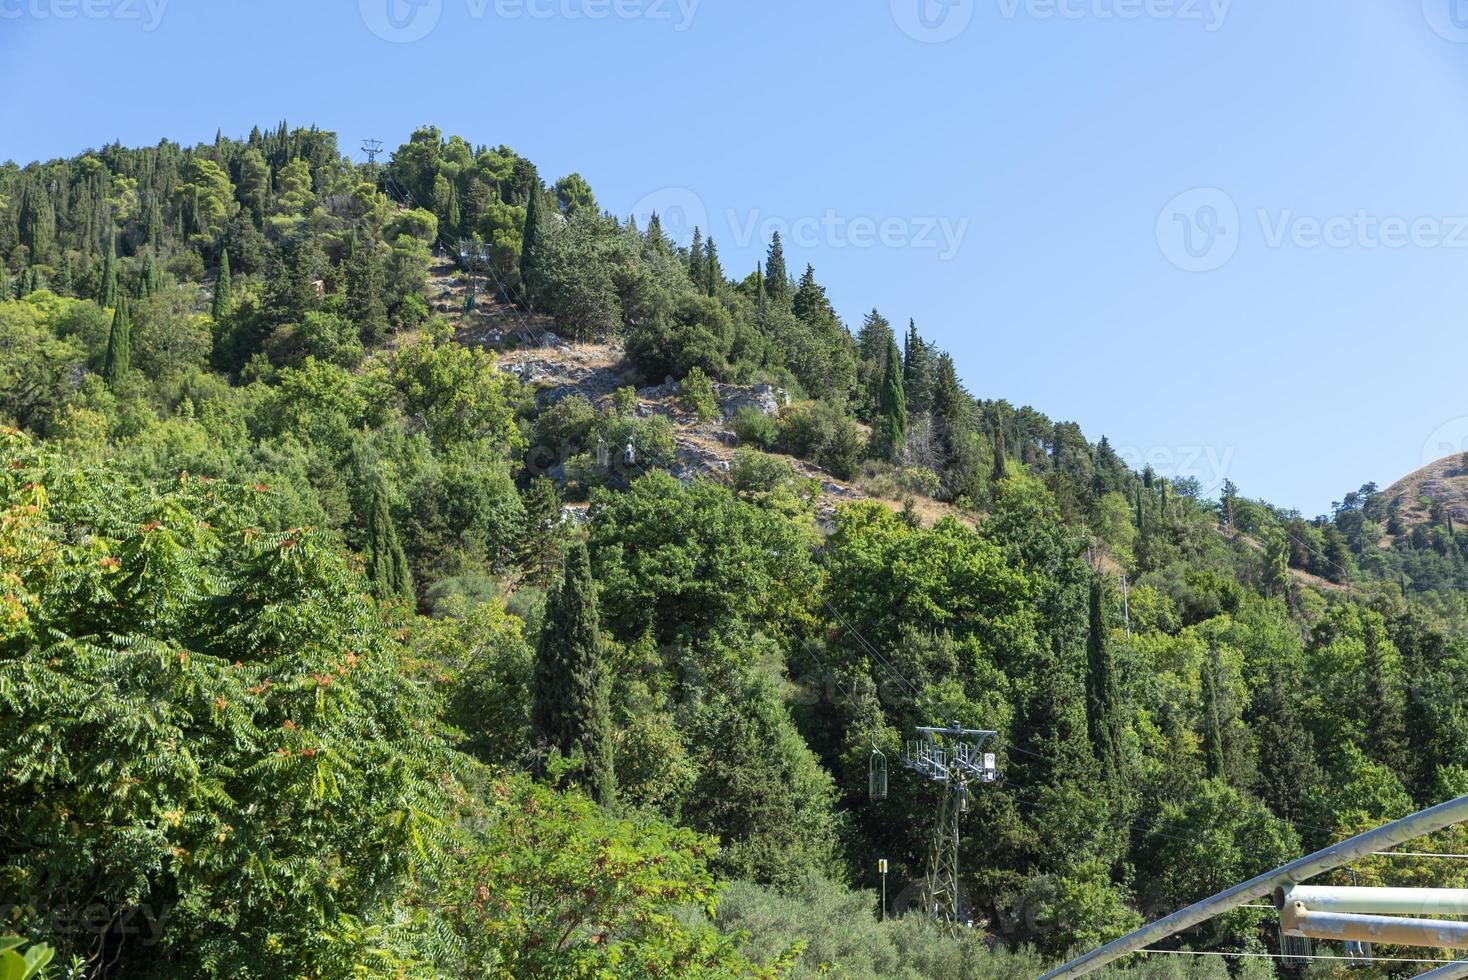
(5, 0), (1468, 515)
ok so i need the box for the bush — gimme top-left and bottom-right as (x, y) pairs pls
(679, 366), (718, 422)
(732, 405), (779, 449)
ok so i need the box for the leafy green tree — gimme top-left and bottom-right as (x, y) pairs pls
(553, 172), (597, 216)
(531, 542), (616, 804)
(344, 236), (390, 344)
(102, 298), (131, 386)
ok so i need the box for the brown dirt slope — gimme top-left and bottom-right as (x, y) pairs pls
(1382, 454), (1468, 528)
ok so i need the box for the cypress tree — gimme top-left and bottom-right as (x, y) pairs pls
(688, 226), (705, 286)
(212, 248), (232, 321)
(531, 542), (616, 805)
(704, 236), (722, 296)
(0, 264), (10, 301)
(1202, 656), (1227, 780)
(903, 320), (934, 417)
(103, 299), (131, 386)
(875, 331), (908, 462)
(365, 479), (413, 602)
(99, 234), (117, 310)
(344, 238), (389, 344)
(764, 232), (788, 305)
(1084, 578), (1124, 784)
(138, 252), (158, 298)
(519, 182), (546, 310)
(991, 417), (1008, 484)
(57, 253), (73, 296)
(645, 211), (667, 252)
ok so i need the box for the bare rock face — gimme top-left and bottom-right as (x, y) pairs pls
(718, 384), (787, 420)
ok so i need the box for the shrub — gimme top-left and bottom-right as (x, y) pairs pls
(679, 366), (719, 422)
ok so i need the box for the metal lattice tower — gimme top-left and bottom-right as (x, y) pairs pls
(361, 139), (384, 165)
(902, 722), (1000, 934)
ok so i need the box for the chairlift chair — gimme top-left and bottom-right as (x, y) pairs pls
(869, 748), (888, 801)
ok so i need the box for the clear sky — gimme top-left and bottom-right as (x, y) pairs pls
(4, 0), (1468, 515)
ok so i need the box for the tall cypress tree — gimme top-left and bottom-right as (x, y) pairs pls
(1084, 578), (1124, 784)
(764, 232), (788, 305)
(1202, 655), (1227, 780)
(903, 320), (934, 417)
(365, 479), (413, 602)
(704, 236), (722, 296)
(344, 238), (389, 344)
(103, 299), (131, 387)
(519, 182), (547, 310)
(875, 332), (908, 462)
(688, 227), (705, 286)
(991, 415), (1008, 485)
(212, 248), (232, 321)
(531, 542), (616, 805)
(99, 234), (117, 310)
(138, 252), (158, 298)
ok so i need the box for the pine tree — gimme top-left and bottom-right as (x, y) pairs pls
(531, 542), (616, 805)
(645, 211), (667, 252)
(365, 479), (413, 602)
(875, 332), (908, 462)
(1084, 578), (1124, 784)
(519, 181), (547, 310)
(212, 248), (232, 321)
(103, 299), (131, 387)
(764, 232), (788, 305)
(99, 234), (117, 310)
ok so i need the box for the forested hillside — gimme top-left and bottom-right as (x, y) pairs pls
(3, 124), (1467, 978)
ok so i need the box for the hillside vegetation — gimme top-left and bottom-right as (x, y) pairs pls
(3, 124), (1468, 978)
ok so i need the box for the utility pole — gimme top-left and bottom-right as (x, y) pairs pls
(360, 138), (384, 165)
(902, 722), (1000, 935)
(879, 859), (889, 922)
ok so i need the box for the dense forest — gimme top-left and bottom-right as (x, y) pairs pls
(3, 124), (1468, 979)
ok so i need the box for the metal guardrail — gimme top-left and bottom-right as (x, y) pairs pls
(1037, 792), (1468, 979)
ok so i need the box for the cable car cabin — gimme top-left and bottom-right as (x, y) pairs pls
(869, 749), (888, 801)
